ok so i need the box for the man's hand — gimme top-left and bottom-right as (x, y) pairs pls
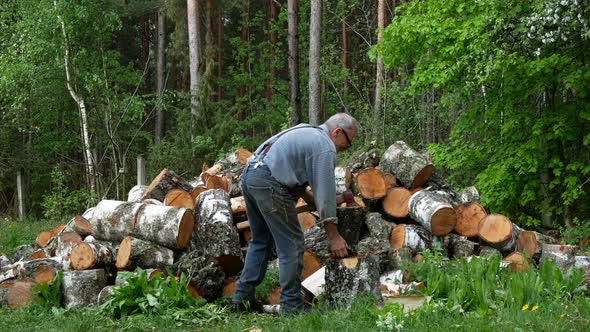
(324, 222), (349, 258)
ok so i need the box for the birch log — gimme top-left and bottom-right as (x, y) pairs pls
(142, 168), (194, 201)
(389, 224), (431, 254)
(325, 256), (383, 309)
(380, 141), (434, 189)
(517, 231), (558, 262)
(408, 190), (457, 236)
(478, 214), (522, 254)
(127, 185), (148, 202)
(334, 166), (352, 195)
(61, 269), (107, 309)
(454, 202), (487, 237)
(115, 236), (174, 270)
(70, 241), (115, 270)
(540, 244), (577, 275)
(353, 167), (388, 202)
(382, 187), (412, 218)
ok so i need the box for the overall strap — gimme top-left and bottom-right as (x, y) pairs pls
(253, 125), (322, 162)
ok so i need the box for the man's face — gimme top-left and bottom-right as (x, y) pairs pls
(331, 127), (356, 152)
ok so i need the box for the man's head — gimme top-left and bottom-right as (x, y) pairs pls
(324, 113), (359, 152)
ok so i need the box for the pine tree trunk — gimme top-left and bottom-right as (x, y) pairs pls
(288, 0), (301, 125)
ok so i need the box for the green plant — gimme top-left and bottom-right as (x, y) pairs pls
(41, 167), (96, 223)
(561, 218), (590, 251)
(255, 265), (280, 303)
(33, 271), (63, 308)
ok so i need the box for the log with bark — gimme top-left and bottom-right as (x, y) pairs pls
(142, 168), (194, 201)
(173, 250), (225, 301)
(380, 141), (434, 189)
(1, 279), (36, 309)
(127, 184), (148, 202)
(382, 187), (412, 219)
(454, 202), (487, 237)
(304, 225), (330, 262)
(324, 256), (383, 309)
(13, 258), (66, 284)
(364, 212), (394, 243)
(574, 256), (590, 288)
(456, 186), (480, 205)
(517, 231), (558, 262)
(61, 269), (108, 309)
(71, 241), (116, 270)
(62, 215), (92, 237)
(192, 189), (242, 276)
(90, 200), (143, 242)
(164, 188), (195, 209)
(97, 285), (115, 305)
(477, 214), (522, 254)
(334, 166), (352, 195)
(230, 196), (248, 223)
(408, 190), (457, 236)
(389, 224), (432, 255)
(115, 236), (174, 270)
(344, 141), (380, 172)
(9, 244), (34, 262)
(336, 205), (369, 249)
(539, 244), (577, 275)
(357, 236), (401, 273)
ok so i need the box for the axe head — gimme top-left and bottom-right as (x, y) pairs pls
(342, 190), (355, 204)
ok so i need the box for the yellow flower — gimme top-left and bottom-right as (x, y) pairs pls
(532, 305), (539, 311)
(522, 304), (529, 311)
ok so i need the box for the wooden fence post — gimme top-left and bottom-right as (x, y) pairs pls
(17, 168), (25, 220)
(137, 155), (146, 186)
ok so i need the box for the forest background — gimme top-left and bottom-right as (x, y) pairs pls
(0, 0), (589, 245)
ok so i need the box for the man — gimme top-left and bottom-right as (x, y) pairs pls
(232, 113), (359, 314)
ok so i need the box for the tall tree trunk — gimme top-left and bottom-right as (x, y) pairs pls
(309, 0), (322, 125)
(265, 0), (277, 101)
(205, 0), (214, 75)
(288, 0), (301, 126)
(140, 15), (150, 89)
(187, 0), (201, 117)
(155, 7), (166, 142)
(374, 0), (386, 139)
(240, 0), (249, 122)
(54, 0), (96, 194)
(217, 8), (223, 102)
(341, 11), (349, 113)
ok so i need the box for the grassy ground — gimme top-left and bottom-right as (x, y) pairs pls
(1, 217), (589, 331)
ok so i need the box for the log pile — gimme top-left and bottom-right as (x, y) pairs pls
(1, 143), (587, 311)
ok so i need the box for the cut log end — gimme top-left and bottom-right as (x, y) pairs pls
(382, 187), (411, 218)
(36, 231), (53, 248)
(165, 188), (195, 209)
(70, 242), (94, 270)
(34, 266), (55, 284)
(115, 236), (132, 270)
(517, 231), (539, 257)
(504, 252), (531, 272)
(454, 202), (487, 237)
(176, 210), (195, 249)
(389, 224), (406, 249)
(355, 168), (388, 200)
(8, 280), (36, 309)
(430, 207), (457, 236)
(478, 214), (512, 243)
(411, 164), (434, 189)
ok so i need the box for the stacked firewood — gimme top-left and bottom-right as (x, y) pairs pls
(1, 143), (588, 310)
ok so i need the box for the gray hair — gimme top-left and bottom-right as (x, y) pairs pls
(324, 113), (359, 132)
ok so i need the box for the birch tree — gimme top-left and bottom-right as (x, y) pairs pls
(187, 0), (201, 117)
(309, 0), (322, 125)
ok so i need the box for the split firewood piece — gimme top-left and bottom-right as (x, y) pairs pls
(456, 186), (480, 205)
(71, 241), (116, 270)
(63, 215), (92, 237)
(389, 224), (432, 255)
(3, 279), (36, 309)
(336, 205), (369, 249)
(357, 236), (401, 273)
(450, 235), (477, 259)
(13, 258), (66, 284)
(222, 276), (240, 297)
(364, 213), (394, 243)
(61, 269), (107, 309)
(503, 252), (531, 272)
(408, 190), (457, 236)
(344, 141), (380, 172)
(9, 244), (34, 262)
(97, 285), (115, 305)
(35, 224), (64, 248)
(115, 236), (173, 270)
(173, 250), (225, 301)
(92, 200), (194, 250)
(454, 202), (487, 237)
(382, 187), (412, 219)
(127, 185), (148, 202)
(478, 214), (522, 254)
(142, 168), (194, 201)
(334, 166), (352, 195)
(325, 256), (383, 309)
(301, 250), (322, 280)
(164, 188), (195, 209)
(574, 256), (590, 288)
(193, 189), (242, 276)
(540, 244), (577, 275)
(298, 212), (317, 232)
(353, 167), (388, 201)
(517, 231), (558, 262)
(380, 141), (434, 189)
(230, 196), (248, 223)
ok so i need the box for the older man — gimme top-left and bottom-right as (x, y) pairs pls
(233, 113), (359, 314)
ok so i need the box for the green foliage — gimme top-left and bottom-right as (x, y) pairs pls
(0, 217), (56, 255)
(99, 268), (227, 326)
(561, 218), (590, 250)
(33, 271), (63, 309)
(41, 167), (96, 223)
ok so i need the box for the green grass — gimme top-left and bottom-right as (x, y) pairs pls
(0, 217), (57, 256)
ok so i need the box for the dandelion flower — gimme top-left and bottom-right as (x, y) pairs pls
(532, 305), (539, 311)
(522, 304), (529, 311)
